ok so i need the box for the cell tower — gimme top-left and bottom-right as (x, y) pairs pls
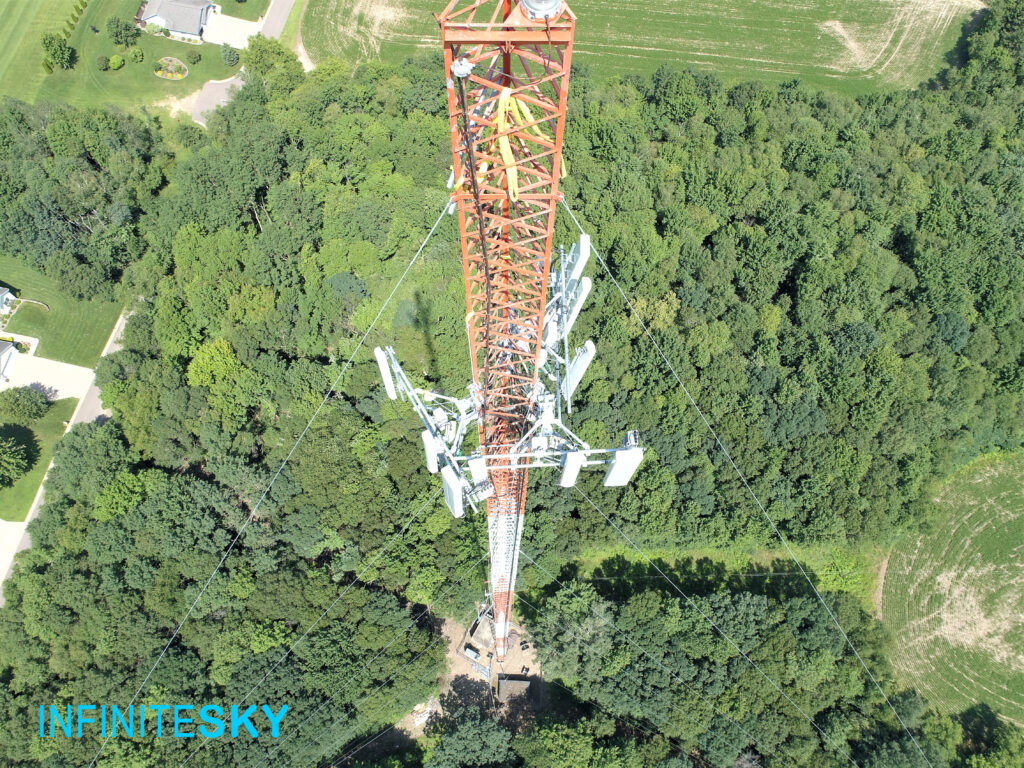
(375, 0), (643, 660)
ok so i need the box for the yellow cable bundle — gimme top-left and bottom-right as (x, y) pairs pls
(507, 91), (567, 179)
(458, 88), (567, 202)
(495, 88), (519, 201)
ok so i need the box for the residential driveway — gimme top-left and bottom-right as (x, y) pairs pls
(0, 312), (127, 607)
(72, 311), (127, 425)
(192, 75), (242, 126)
(202, 8), (261, 48)
(0, 522), (26, 607)
(259, 0), (296, 38)
(0, 356), (93, 402)
(192, 0), (297, 125)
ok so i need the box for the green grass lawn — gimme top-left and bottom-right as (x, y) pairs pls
(280, 0), (308, 54)
(0, 256), (121, 368)
(0, 0), (78, 103)
(881, 453), (1024, 726)
(36, 0), (240, 110)
(302, 0), (981, 95)
(218, 0), (272, 22)
(0, 399), (76, 522)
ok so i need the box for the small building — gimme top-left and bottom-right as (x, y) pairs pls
(138, 0), (214, 40)
(463, 644), (480, 661)
(496, 674), (531, 704)
(0, 340), (16, 379)
(0, 287), (14, 314)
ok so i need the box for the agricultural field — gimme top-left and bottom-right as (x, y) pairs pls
(299, 0), (984, 93)
(0, 399), (76, 522)
(0, 257), (121, 368)
(35, 0), (240, 110)
(881, 454), (1024, 726)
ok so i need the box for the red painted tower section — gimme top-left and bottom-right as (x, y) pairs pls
(439, 0), (575, 659)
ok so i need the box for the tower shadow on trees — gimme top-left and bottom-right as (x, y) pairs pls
(581, 554), (839, 605)
(414, 289), (442, 385)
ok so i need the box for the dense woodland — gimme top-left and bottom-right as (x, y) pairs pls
(0, 0), (1023, 765)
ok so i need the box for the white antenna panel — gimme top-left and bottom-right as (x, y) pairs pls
(569, 233), (591, 283)
(441, 464), (465, 518)
(374, 347), (398, 400)
(603, 446), (644, 487)
(559, 451), (586, 487)
(543, 310), (558, 349)
(564, 340), (596, 402)
(421, 430), (440, 474)
(565, 277), (592, 336)
(469, 456), (488, 484)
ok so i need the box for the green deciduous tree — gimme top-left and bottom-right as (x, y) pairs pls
(0, 388), (48, 425)
(105, 16), (139, 47)
(40, 34), (74, 70)
(0, 435), (29, 486)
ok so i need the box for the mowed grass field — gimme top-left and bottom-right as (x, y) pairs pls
(0, 256), (121, 368)
(0, 399), (76, 522)
(300, 0), (982, 94)
(0, 0), (78, 102)
(881, 454), (1024, 726)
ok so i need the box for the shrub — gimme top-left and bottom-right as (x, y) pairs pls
(0, 387), (49, 425)
(108, 53), (124, 70)
(221, 43), (239, 66)
(162, 28), (170, 36)
(128, 46), (143, 63)
(186, 49), (201, 65)
(95, 54), (109, 70)
(42, 60), (53, 73)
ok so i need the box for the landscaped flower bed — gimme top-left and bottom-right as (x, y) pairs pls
(153, 56), (188, 80)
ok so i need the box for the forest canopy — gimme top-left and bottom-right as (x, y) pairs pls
(0, 1), (1023, 766)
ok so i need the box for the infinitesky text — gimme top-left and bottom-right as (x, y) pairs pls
(39, 704), (289, 739)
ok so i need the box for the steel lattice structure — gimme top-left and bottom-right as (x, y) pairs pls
(440, 0), (575, 659)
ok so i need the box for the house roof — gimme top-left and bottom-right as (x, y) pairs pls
(142, 0), (211, 35)
(0, 287), (10, 298)
(0, 341), (14, 354)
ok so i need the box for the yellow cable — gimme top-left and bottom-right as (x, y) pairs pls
(496, 88), (519, 202)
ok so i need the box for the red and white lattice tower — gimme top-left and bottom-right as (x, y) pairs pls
(440, 0), (575, 659)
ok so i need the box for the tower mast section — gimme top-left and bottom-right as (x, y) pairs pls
(439, 0), (576, 660)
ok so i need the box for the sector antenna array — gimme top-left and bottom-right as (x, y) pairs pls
(375, 0), (643, 660)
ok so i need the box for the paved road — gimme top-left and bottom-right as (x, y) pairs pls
(0, 312), (128, 607)
(260, 0), (295, 38)
(191, 0), (297, 125)
(72, 312), (126, 425)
